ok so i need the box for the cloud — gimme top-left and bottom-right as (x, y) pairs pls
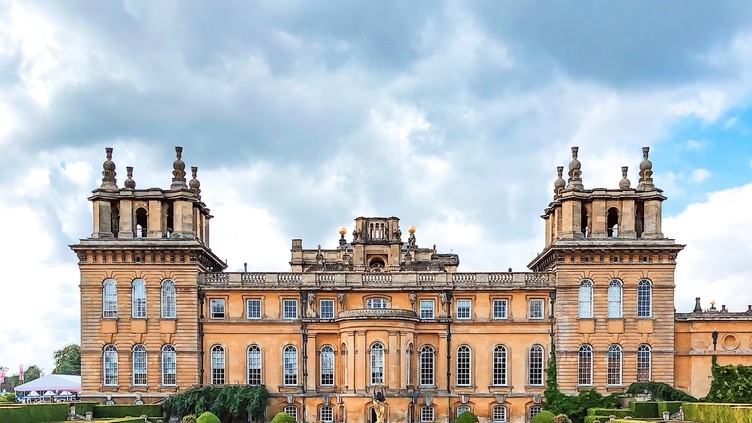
(690, 168), (711, 183)
(665, 183), (752, 312)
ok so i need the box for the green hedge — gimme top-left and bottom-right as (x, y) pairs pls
(586, 408), (630, 417)
(613, 420), (653, 423)
(73, 401), (98, 416)
(628, 400), (658, 418)
(94, 403), (163, 418)
(657, 401), (682, 415)
(684, 402), (752, 423)
(0, 403), (69, 423)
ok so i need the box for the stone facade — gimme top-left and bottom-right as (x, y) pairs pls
(71, 146), (752, 423)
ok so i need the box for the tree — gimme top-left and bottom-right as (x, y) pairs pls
(53, 343), (81, 375)
(23, 365), (42, 383)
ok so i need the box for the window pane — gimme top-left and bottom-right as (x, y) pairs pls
(530, 299), (544, 319)
(320, 346), (334, 386)
(370, 343), (384, 385)
(638, 280), (652, 317)
(493, 345), (507, 386)
(103, 345), (118, 386)
(132, 345), (147, 385)
(211, 346), (225, 385)
(162, 345), (176, 386)
(493, 299), (507, 319)
(103, 279), (118, 318)
(284, 300), (298, 319)
(247, 299), (261, 319)
(492, 406), (507, 423)
(132, 279), (146, 318)
(320, 406), (333, 423)
(284, 346), (298, 385)
(161, 280), (176, 318)
(456, 300), (471, 319)
(210, 299), (225, 319)
(607, 345), (622, 385)
(578, 345), (592, 385)
(248, 346), (262, 385)
(420, 346), (434, 386)
(578, 280), (592, 318)
(320, 300), (335, 319)
(528, 345), (544, 385)
(608, 280), (622, 318)
(456, 346), (471, 386)
(637, 344), (651, 382)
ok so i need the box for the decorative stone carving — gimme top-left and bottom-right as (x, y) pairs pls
(100, 147), (117, 190)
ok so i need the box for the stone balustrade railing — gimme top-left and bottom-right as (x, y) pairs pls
(199, 271), (554, 289)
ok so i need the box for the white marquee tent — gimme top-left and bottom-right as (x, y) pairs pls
(13, 375), (81, 394)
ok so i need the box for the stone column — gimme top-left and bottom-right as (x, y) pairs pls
(388, 331), (400, 391)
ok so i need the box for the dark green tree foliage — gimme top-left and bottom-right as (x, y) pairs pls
(704, 355), (752, 403)
(53, 344), (81, 375)
(163, 385), (269, 422)
(543, 349), (619, 423)
(270, 412), (297, 423)
(455, 411), (479, 423)
(625, 382), (696, 402)
(23, 365), (42, 383)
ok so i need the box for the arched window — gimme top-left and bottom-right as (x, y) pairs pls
(370, 342), (384, 385)
(528, 344), (544, 386)
(161, 279), (176, 318)
(492, 345), (507, 386)
(607, 344), (622, 385)
(211, 345), (225, 385)
(578, 345), (593, 386)
(420, 406), (434, 423)
(103, 279), (118, 318)
(637, 279), (652, 317)
(247, 345), (262, 386)
(578, 279), (593, 318)
(492, 405), (508, 423)
(608, 279), (623, 318)
(405, 343), (413, 386)
(607, 207), (619, 237)
(283, 345), (298, 386)
(284, 406), (298, 422)
(637, 344), (651, 382)
(103, 344), (118, 386)
(135, 207), (147, 237)
(132, 344), (147, 385)
(419, 345), (434, 387)
(320, 345), (334, 386)
(161, 345), (176, 386)
(320, 405), (334, 423)
(367, 298), (388, 309)
(456, 345), (471, 386)
(456, 405), (471, 417)
(132, 279), (146, 318)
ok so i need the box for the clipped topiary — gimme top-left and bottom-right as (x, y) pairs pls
(182, 415), (197, 423)
(531, 410), (555, 423)
(197, 411), (221, 423)
(553, 414), (572, 423)
(270, 411), (297, 423)
(455, 411), (479, 423)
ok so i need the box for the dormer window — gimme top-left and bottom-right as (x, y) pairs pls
(367, 298), (388, 309)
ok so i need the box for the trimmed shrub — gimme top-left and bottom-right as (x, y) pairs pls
(182, 414), (197, 423)
(73, 401), (98, 416)
(197, 411), (221, 423)
(456, 411), (479, 423)
(94, 404), (163, 418)
(657, 401), (682, 415)
(0, 403), (69, 423)
(270, 411), (297, 423)
(553, 414), (571, 423)
(613, 420), (653, 423)
(531, 410), (555, 423)
(628, 401), (658, 418)
(684, 402), (752, 423)
(586, 408), (629, 418)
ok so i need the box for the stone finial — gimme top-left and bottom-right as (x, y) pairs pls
(189, 166), (201, 197)
(124, 166), (136, 189)
(170, 146), (188, 189)
(693, 297), (703, 313)
(746, 305), (752, 315)
(100, 147), (118, 190)
(566, 146), (584, 190)
(554, 166), (565, 195)
(338, 227), (347, 250)
(637, 146), (655, 191)
(721, 305), (728, 313)
(619, 166), (630, 190)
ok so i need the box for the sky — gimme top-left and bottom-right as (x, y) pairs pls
(1, 0), (752, 374)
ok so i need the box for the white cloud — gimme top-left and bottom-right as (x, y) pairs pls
(690, 168), (711, 183)
(665, 183), (752, 312)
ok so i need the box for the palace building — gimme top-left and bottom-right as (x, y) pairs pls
(72, 146), (752, 423)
